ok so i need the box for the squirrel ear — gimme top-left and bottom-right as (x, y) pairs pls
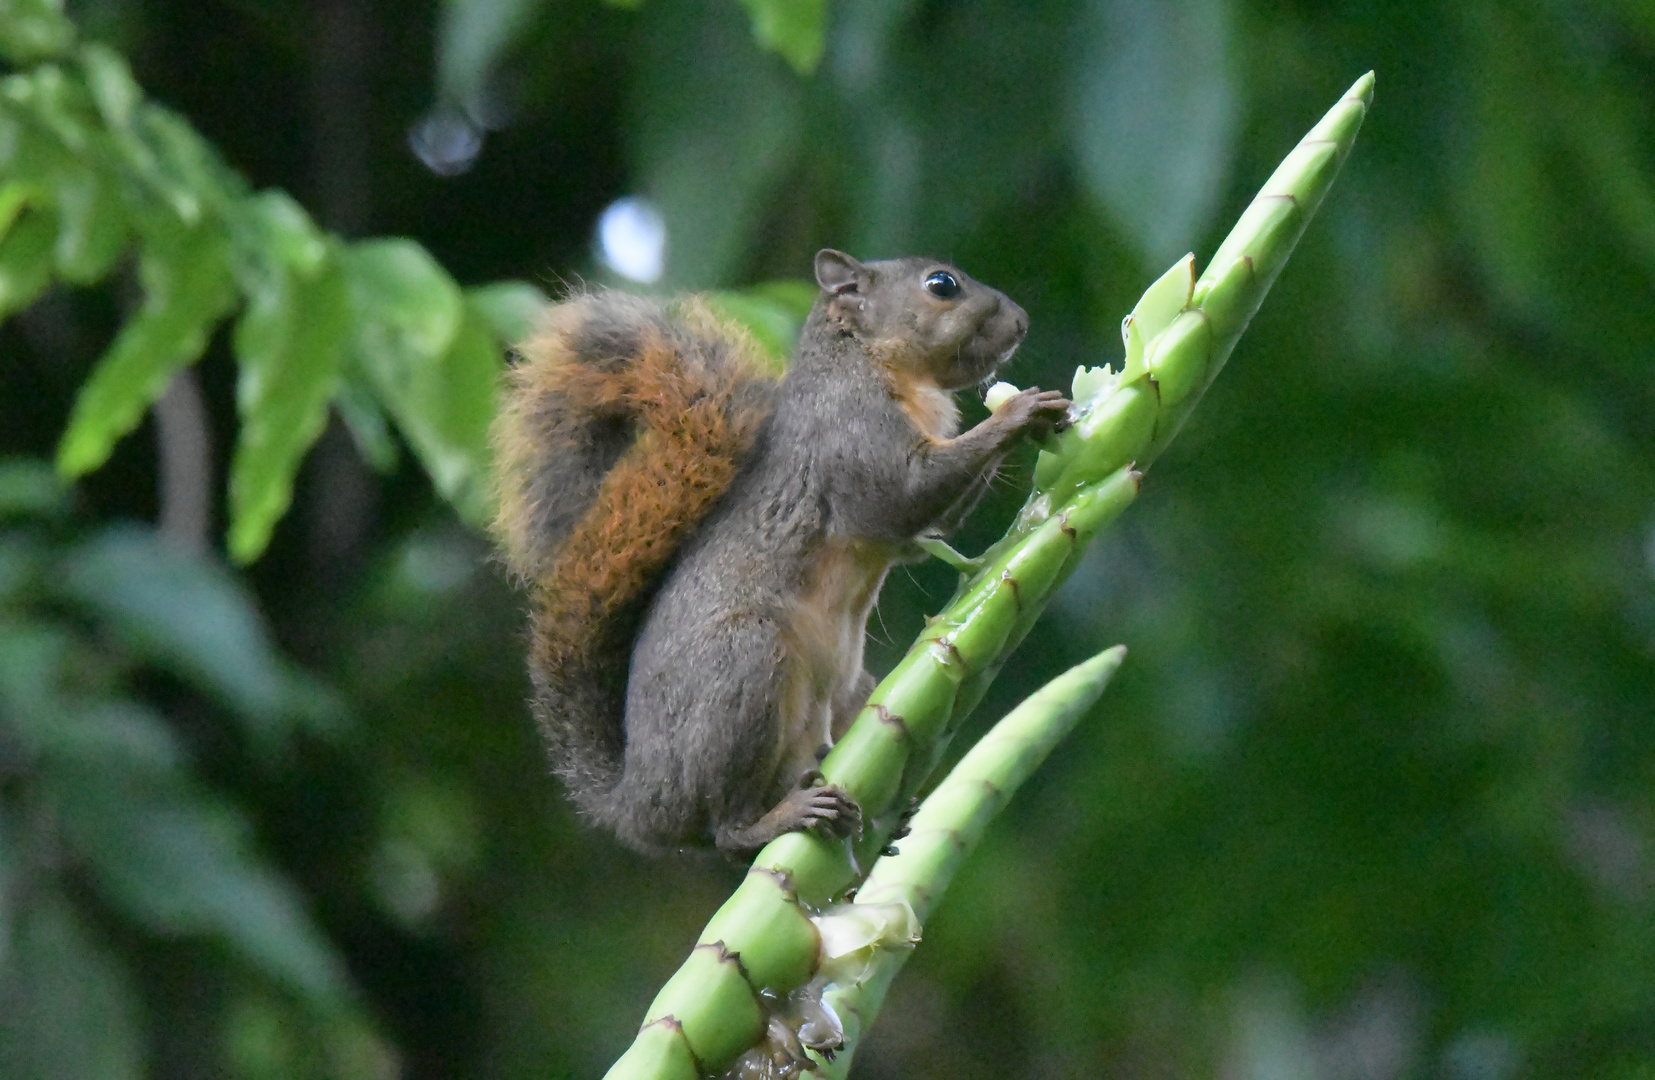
(814, 249), (866, 295)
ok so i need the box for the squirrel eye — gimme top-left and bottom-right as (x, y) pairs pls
(924, 271), (961, 299)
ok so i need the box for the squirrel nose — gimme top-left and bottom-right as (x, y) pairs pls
(1006, 300), (1029, 343)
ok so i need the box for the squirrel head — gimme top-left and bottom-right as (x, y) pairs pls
(813, 249), (1029, 390)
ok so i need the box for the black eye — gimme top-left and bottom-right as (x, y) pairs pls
(924, 271), (961, 299)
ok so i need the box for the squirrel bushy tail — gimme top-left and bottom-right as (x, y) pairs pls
(491, 292), (778, 812)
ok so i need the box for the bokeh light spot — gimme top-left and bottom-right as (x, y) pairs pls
(597, 196), (667, 284)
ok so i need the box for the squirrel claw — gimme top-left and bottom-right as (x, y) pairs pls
(772, 780), (864, 842)
(811, 787), (862, 841)
(895, 795), (920, 826)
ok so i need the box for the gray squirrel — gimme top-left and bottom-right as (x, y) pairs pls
(491, 249), (1069, 855)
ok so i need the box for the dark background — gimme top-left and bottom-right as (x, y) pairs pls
(3, 0), (1654, 1077)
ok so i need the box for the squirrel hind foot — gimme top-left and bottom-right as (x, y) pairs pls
(715, 783), (863, 856)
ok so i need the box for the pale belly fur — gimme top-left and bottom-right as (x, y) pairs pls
(773, 537), (893, 796)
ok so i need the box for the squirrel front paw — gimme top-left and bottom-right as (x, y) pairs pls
(994, 386), (1072, 442)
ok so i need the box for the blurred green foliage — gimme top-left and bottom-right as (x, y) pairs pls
(1, 0), (1653, 1078)
(0, 460), (381, 1077)
(0, 2), (543, 561)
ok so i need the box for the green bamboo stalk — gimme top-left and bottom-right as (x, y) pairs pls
(603, 72), (1374, 1080)
(806, 645), (1126, 1077)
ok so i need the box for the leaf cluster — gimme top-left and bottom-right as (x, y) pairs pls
(0, 1), (543, 562)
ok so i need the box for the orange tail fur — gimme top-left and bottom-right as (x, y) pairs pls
(491, 292), (778, 805)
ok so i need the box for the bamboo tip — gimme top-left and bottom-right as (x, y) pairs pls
(1075, 644), (1128, 685)
(1350, 70), (1376, 109)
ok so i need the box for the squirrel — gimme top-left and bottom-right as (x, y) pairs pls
(491, 249), (1070, 856)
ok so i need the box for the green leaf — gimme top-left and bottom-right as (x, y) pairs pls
(0, 621), (73, 726)
(56, 225), (236, 477)
(410, 310), (499, 526)
(51, 776), (349, 1006)
(333, 373), (400, 473)
(237, 189), (327, 276)
(5, 61), (99, 154)
(735, 0), (827, 75)
(13, 698), (186, 776)
(0, 204), (58, 320)
(464, 280), (547, 345)
(0, 0), (76, 66)
(132, 104), (245, 224)
(55, 525), (340, 744)
(227, 248), (349, 563)
(222, 993), (302, 1080)
(77, 46), (216, 227)
(0, 182), (32, 238)
(0, 536), (42, 606)
(0, 889), (144, 1080)
(89, 88), (245, 228)
(1068, 0), (1238, 265)
(702, 279), (815, 369)
(78, 42), (140, 132)
(0, 96), (72, 191)
(344, 240), (497, 524)
(147, 106), (246, 211)
(52, 163), (127, 284)
(747, 277), (815, 318)
(343, 239), (463, 360)
(0, 458), (67, 519)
